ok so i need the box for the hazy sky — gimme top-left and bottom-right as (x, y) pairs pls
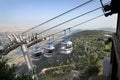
(0, 0), (117, 32)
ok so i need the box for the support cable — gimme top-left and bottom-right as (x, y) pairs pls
(48, 14), (104, 37)
(37, 7), (102, 35)
(22, 0), (93, 34)
(27, 14), (104, 47)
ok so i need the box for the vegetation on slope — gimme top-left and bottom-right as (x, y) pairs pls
(0, 30), (111, 80)
(38, 30), (111, 80)
(0, 56), (33, 80)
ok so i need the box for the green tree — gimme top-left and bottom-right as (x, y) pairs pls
(0, 56), (33, 80)
(0, 57), (16, 80)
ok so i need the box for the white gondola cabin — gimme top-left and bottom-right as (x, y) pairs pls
(44, 35), (55, 58)
(60, 40), (73, 54)
(32, 45), (42, 59)
(44, 43), (55, 58)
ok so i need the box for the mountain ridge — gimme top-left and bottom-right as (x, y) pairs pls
(0, 27), (28, 32)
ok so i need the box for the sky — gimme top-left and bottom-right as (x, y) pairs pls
(0, 0), (117, 33)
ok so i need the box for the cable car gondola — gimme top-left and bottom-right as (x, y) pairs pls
(43, 36), (55, 58)
(32, 44), (42, 59)
(60, 39), (73, 54)
(60, 29), (73, 54)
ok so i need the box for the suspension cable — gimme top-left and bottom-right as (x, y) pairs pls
(22, 0), (93, 34)
(37, 7), (102, 35)
(27, 14), (104, 47)
(48, 14), (104, 37)
(70, 14), (104, 29)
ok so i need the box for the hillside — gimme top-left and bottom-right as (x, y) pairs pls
(38, 30), (111, 80)
(4, 30), (112, 80)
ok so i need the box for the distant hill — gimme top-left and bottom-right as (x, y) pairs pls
(0, 27), (28, 33)
(69, 30), (112, 38)
(96, 27), (116, 32)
